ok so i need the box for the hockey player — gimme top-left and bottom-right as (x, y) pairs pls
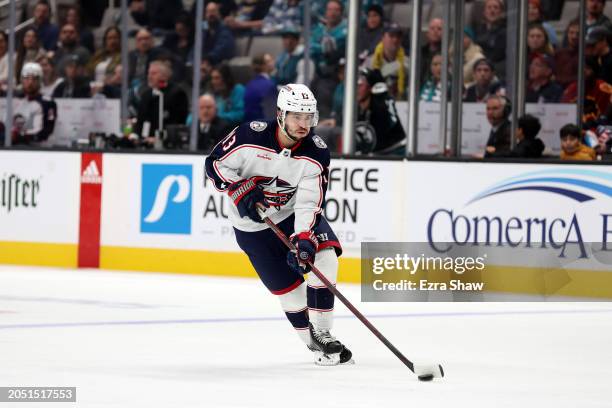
(12, 62), (57, 146)
(205, 84), (352, 365)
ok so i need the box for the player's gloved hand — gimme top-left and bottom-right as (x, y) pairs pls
(227, 178), (269, 223)
(287, 231), (318, 274)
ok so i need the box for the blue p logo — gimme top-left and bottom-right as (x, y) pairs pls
(141, 164), (192, 234)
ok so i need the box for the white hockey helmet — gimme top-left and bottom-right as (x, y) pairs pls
(277, 84), (319, 128)
(21, 62), (43, 80)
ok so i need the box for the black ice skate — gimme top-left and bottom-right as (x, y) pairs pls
(308, 323), (354, 366)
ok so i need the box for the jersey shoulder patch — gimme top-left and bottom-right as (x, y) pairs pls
(249, 121), (268, 132)
(312, 134), (327, 149)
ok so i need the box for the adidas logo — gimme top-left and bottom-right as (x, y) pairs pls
(81, 161), (102, 184)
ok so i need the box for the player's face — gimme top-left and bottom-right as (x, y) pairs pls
(285, 112), (313, 139)
(22, 76), (40, 95)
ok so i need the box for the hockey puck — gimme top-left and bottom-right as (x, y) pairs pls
(418, 374), (434, 382)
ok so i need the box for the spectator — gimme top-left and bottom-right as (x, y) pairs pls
(87, 26), (121, 85)
(366, 23), (409, 100)
(53, 23), (91, 76)
(311, 0), (347, 25)
(472, 0), (507, 78)
(483, 95), (511, 157)
(420, 53), (446, 102)
(421, 18), (442, 84)
(488, 114), (545, 158)
(513, 114), (545, 157)
(273, 28), (314, 86)
(196, 94), (231, 152)
(0, 32), (11, 92)
(562, 56), (612, 116)
(52, 55), (90, 98)
(190, 0), (237, 20)
(128, 29), (158, 88)
(262, 0), (303, 35)
(316, 59), (346, 152)
(15, 28), (46, 84)
(37, 55), (62, 98)
(134, 60), (189, 144)
(210, 64), (245, 126)
(527, 0), (558, 48)
(526, 53), (563, 103)
(129, 0), (185, 31)
(162, 13), (194, 65)
(527, 24), (555, 73)
(196, 2), (235, 65)
(464, 58), (505, 102)
(527, 24), (554, 55)
(31, 1), (59, 51)
(555, 19), (580, 88)
(11, 62), (57, 146)
(585, 27), (612, 84)
(586, 0), (612, 32)
(459, 27), (486, 86)
(559, 123), (596, 160)
(96, 64), (123, 99)
(197, 57), (214, 95)
(244, 54), (278, 121)
(357, 68), (406, 155)
(310, 0), (348, 117)
(358, 4), (385, 57)
(64, 5), (95, 54)
(224, 0), (273, 34)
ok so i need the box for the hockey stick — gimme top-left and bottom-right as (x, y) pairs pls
(260, 212), (444, 381)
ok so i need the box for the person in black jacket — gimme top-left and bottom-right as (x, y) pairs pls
(487, 114), (545, 158)
(357, 68), (406, 155)
(196, 94), (231, 152)
(134, 60), (189, 146)
(52, 55), (90, 98)
(483, 95), (511, 157)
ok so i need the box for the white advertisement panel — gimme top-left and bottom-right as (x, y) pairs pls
(101, 154), (401, 257)
(397, 102), (575, 156)
(0, 151), (81, 243)
(403, 161), (612, 268)
(0, 98), (120, 147)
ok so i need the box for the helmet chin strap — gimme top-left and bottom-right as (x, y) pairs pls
(277, 112), (300, 142)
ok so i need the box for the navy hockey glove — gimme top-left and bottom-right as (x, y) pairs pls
(287, 231), (318, 274)
(227, 178), (269, 223)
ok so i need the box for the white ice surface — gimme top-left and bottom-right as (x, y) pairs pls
(1, 265), (611, 408)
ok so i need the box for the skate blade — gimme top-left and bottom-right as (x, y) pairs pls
(313, 351), (355, 366)
(313, 351), (340, 366)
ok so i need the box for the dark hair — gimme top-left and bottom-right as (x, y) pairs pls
(473, 57), (495, 72)
(15, 28), (41, 83)
(212, 64), (236, 97)
(175, 12), (194, 38)
(518, 114), (541, 139)
(103, 26), (121, 50)
(0, 31), (7, 44)
(560, 123), (581, 139)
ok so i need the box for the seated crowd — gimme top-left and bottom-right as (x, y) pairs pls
(0, 0), (611, 160)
